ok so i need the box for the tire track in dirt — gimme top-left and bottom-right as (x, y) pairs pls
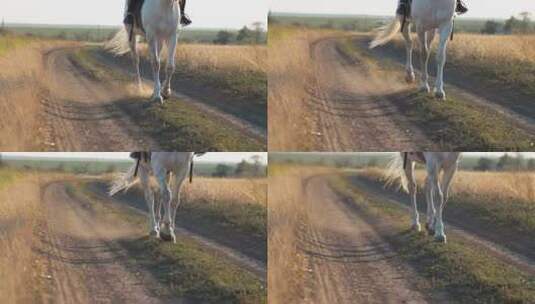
(348, 175), (535, 276)
(42, 47), (158, 151)
(297, 176), (438, 304)
(37, 182), (178, 304)
(308, 38), (436, 151)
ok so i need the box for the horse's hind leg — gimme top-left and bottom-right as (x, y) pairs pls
(148, 36), (164, 104)
(405, 160), (421, 232)
(402, 22), (415, 83)
(140, 168), (159, 238)
(435, 22), (453, 100)
(162, 32), (177, 100)
(417, 29), (430, 93)
(129, 35), (142, 91)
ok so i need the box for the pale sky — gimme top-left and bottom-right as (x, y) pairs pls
(2, 153), (268, 164)
(0, 0), (267, 29)
(270, 0), (535, 19)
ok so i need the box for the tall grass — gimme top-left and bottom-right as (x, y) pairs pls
(0, 172), (42, 303)
(182, 177), (267, 237)
(0, 36), (70, 150)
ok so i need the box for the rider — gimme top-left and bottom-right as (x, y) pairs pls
(124, 0), (192, 27)
(397, 0), (468, 16)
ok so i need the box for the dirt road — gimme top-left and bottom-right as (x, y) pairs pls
(42, 48), (158, 151)
(35, 181), (265, 303)
(37, 182), (173, 303)
(298, 176), (438, 303)
(309, 38), (436, 151)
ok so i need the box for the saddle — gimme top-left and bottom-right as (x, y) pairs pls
(403, 152), (426, 169)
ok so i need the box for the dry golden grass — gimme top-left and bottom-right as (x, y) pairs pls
(138, 43), (267, 75)
(0, 172), (43, 303)
(0, 37), (73, 150)
(268, 165), (335, 303)
(184, 177), (267, 207)
(362, 167), (535, 204)
(268, 26), (343, 150)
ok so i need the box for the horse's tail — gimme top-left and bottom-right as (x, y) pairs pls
(105, 27), (132, 56)
(384, 152), (409, 193)
(109, 163), (139, 196)
(369, 15), (402, 49)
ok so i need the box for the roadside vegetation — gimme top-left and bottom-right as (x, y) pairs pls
(329, 173), (535, 304)
(0, 34), (70, 150)
(0, 170), (43, 303)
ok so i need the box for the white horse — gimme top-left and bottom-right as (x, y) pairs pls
(387, 152), (461, 243)
(370, 0), (456, 100)
(109, 152), (198, 242)
(108, 0), (181, 104)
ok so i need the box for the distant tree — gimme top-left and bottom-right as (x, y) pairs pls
(236, 26), (254, 43)
(474, 157), (493, 171)
(235, 160), (256, 177)
(0, 153), (3, 168)
(367, 158), (379, 168)
(214, 30), (233, 45)
(213, 164), (232, 177)
(481, 20), (500, 34)
(57, 31), (68, 40)
(321, 20), (335, 29)
(519, 11), (533, 33)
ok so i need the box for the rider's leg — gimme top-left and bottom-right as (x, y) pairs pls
(456, 0), (468, 14)
(124, 0), (135, 25)
(180, 0), (192, 26)
(396, 0), (410, 16)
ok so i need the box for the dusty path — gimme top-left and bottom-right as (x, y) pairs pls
(309, 38), (436, 151)
(298, 176), (437, 303)
(37, 182), (175, 304)
(35, 181), (266, 303)
(42, 48), (158, 151)
(348, 175), (535, 276)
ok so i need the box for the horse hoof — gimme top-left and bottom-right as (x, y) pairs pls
(149, 230), (160, 238)
(405, 73), (415, 83)
(419, 86), (430, 94)
(150, 95), (163, 104)
(160, 232), (176, 243)
(425, 224), (435, 236)
(435, 91), (446, 100)
(161, 89), (172, 100)
(434, 235), (447, 243)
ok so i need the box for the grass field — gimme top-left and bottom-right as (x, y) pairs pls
(329, 173), (535, 304)
(5, 25), (267, 45)
(270, 13), (503, 33)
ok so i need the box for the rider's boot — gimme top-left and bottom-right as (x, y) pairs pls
(180, 0), (192, 26)
(456, 0), (468, 14)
